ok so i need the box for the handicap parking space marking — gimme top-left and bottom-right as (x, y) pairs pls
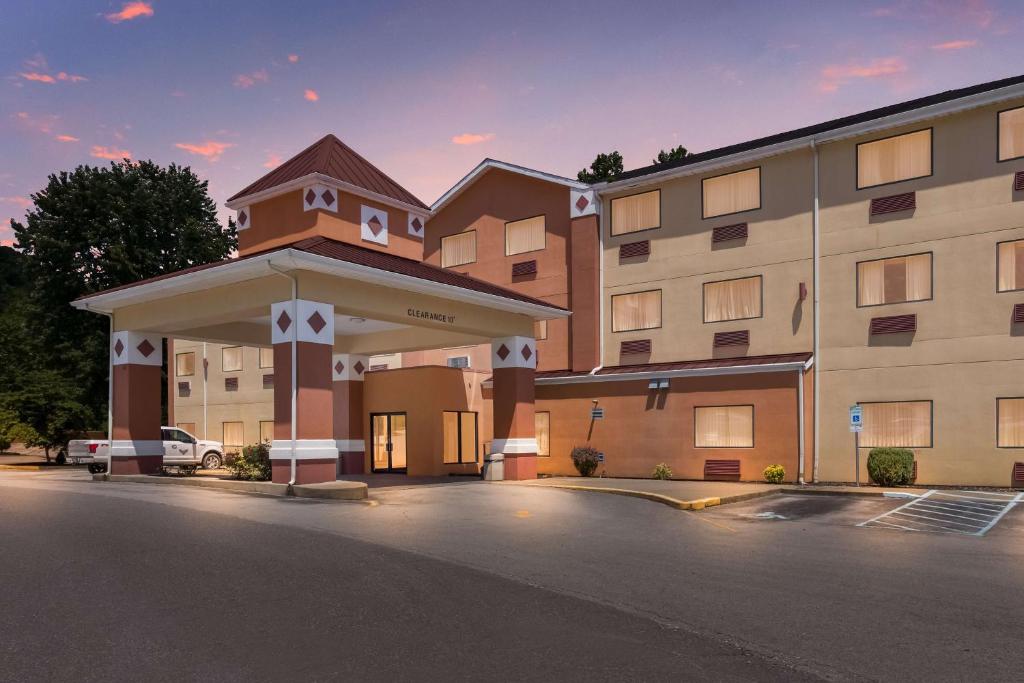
(858, 489), (1023, 536)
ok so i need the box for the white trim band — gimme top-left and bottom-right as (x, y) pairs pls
(269, 439), (340, 461)
(109, 440), (163, 457)
(335, 439), (365, 452)
(491, 438), (538, 455)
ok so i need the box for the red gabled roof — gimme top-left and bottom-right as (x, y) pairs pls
(227, 134), (428, 209)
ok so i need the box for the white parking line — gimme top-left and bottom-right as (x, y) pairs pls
(859, 489), (1022, 536)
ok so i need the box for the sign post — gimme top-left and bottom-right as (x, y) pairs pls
(849, 405), (863, 486)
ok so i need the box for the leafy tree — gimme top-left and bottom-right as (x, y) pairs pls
(577, 151), (624, 183)
(653, 145), (690, 165)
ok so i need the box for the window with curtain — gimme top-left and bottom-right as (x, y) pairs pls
(702, 167), (761, 218)
(859, 401), (932, 448)
(222, 422), (244, 452)
(505, 215), (545, 255)
(857, 253), (932, 306)
(998, 398), (1024, 447)
(222, 346), (243, 372)
(442, 411), (478, 464)
(695, 405), (754, 448)
(533, 319), (548, 340)
(703, 276), (762, 323)
(997, 240), (1024, 292)
(441, 231), (476, 268)
(175, 352), (195, 377)
(535, 412), (550, 456)
(176, 422), (196, 435)
(611, 190), (660, 236)
(259, 347), (274, 368)
(259, 420), (274, 444)
(857, 129), (932, 189)
(611, 290), (662, 332)
(998, 106), (1024, 162)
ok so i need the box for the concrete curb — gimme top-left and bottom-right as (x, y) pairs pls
(781, 485), (922, 498)
(531, 482), (783, 511)
(292, 481), (368, 500)
(92, 473), (368, 501)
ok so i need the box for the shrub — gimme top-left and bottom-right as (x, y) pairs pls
(652, 463), (672, 480)
(0, 435), (10, 453)
(763, 464), (785, 484)
(226, 441), (272, 481)
(571, 446), (600, 477)
(867, 448), (914, 486)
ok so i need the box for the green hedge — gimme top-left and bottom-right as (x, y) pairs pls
(866, 448), (914, 486)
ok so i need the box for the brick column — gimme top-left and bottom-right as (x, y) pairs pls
(110, 331), (163, 474)
(270, 299), (336, 484)
(569, 188), (601, 372)
(332, 353), (368, 475)
(491, 336), (537, 480)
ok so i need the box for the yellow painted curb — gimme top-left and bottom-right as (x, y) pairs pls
(533, 483), (709, 510)
(0, 465), (44, 471)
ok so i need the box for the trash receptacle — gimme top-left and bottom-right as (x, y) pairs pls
(482, 452), (504, 481)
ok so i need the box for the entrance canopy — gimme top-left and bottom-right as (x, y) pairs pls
(73, 235), (568, 353)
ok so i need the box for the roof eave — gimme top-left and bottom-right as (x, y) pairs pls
(225, 172), (430, 216)
(430, 159), (589, 215)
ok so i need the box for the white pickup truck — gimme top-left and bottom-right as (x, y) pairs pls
(68, 427), (225, 475)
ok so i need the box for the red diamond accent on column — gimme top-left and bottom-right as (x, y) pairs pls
(575, 194), (590, 211)
(321, 189), (335, 206)
(410, 217), (422, 232)
(353, 360), (365, 375)
(520, 344), (533, 361)
(305, 189), (317, 205)
(367, 215), (384, 236)
(307, 311), (327, 334)
(237, 210), (247, 226)
(277, 310), (292, 333)
(114, 339), (124, 357)
(137, 339), (155, 358)
(334, 360), (345, 375)
(496, 344), (510, 361)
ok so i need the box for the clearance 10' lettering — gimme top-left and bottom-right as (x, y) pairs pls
(407, 308), (456, 325)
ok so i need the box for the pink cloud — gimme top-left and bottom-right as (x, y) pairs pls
(288, 54), (299, 63)
(1, 219), (13, 248)
(19, 70), (87, 84)
(14, 111), (59, 134)
(451, 133), (495, 145)
(174, 141), (234, 161)
(55, 134), (79, 142)
(262, 153), (282, 169)
(932, 39), (978, 51)
(105, 1), (154, 23)
(304, 89), (319, 102)
(818, 56), (907, 92)
(233, 69), (269, 89)
(1, 196), (33, 209)
(91, 145), (132, 160)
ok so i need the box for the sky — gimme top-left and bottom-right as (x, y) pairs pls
(2, 0), (1022, 246)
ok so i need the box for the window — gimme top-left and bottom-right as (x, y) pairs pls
(225, 377), (238, 392)
(259, 347), (274, 368)
(175, 352), (195, 377)
(505, 215), (545, 255)
(702, 167), (761, 218)
(259, 420), (275, 444)
(703, 276), (762, 323)
(859, 401), (932, 448)
(857, 253), (932, 306)
(176, 422), (196, 435)
(611, 190), (660, 236)
(857, 129), (932, 189)
(222, 346), (243, 372)
(535, 412), (550, 457)
(222, 422), (244, 452)
(997, 240), (1024, 292)
(177, 381), (191, 398)
(998, 398), (1024, 447)
(446, 356), (470, 369)
(611, 290), (662, 332)
(695, 406), (754, 448)
(262, 374), (274, 390)
(533, 319), (548, 340)
(442, 411), (478, 464)
(441, 231), (476, 268)
(999, 106), (1024, 162)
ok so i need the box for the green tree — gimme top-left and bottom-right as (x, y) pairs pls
(653, 145), (690, 165)
(577, 151), (624, 183)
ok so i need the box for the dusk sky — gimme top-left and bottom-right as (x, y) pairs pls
(2, 0), (1022, 246)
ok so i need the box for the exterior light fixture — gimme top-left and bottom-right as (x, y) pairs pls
(349, 317), (366, 324)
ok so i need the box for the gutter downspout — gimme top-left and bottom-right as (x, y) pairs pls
(202, 342), (208, 440)
(84, 304), (114, 476)
(797, 367), (806, 484)
(590, 191), (605, 376)
(811, 140), (821, 484)
(267, 261), (298, 486)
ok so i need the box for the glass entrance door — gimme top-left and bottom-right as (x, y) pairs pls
(371, 413), (407, 473)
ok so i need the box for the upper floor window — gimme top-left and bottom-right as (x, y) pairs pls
(222, 346), (243, 372)
(610, 190), (660, 236)
(533, 319), (548, 340)
(857, 253), (932, 306)
(505, 215), (545, 256)
(703, 275), (762, 323)
(611, 290), (661, 332)
(702, 167), (761, 218)
(175, 351), (195, 377)
(259, 347), (274, 369)
(441, 231), (476, 268)
(859, 401), (932, 448)
(998, 106), (1024, 162)
(997, 239), (1024, 292)
(857, 129), (932, 189)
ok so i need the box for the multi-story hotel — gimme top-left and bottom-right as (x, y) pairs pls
(162, 75), (1024, 486)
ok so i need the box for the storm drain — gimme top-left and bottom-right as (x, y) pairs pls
(859, 489), (1023, 536)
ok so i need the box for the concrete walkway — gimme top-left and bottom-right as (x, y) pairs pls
(522, 477), (782, 509)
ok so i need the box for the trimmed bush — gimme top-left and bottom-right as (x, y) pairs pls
(763, 464), (785, 484)
(867, 448), (914, 486)
(652, 463), (672, 480)
(571, 446), (600, 477)
(226, 441), (272, 481)
(0, 435), (10, 454)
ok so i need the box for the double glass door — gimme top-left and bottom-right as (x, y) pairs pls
(371, 413), (407, 473)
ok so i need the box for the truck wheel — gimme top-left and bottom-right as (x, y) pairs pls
(88, 464), (102, 474)
(202, 452), (222, 470)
